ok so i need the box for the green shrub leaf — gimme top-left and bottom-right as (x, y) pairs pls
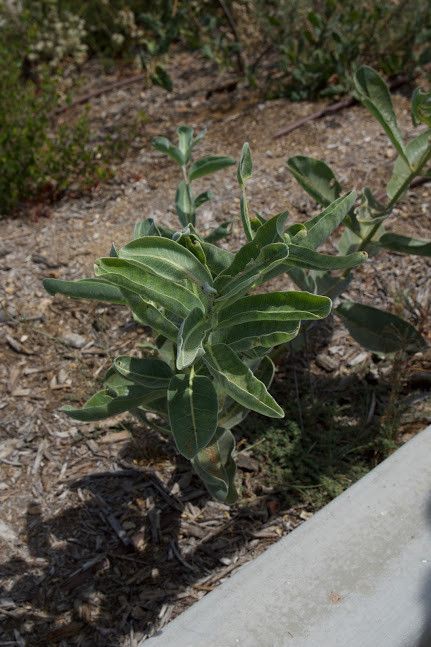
(119, 235), (213, 287)
(204, 343), (284, 418)
(336, 300), (427, 353)
(63, 384), (165, 422)
(192, 427), (238, 503)
(354, 66), (408, 164)
(221, 319), (300, 349)
(237, 142), (253, 186)
(152, 136), (184, 165)
(95, 257), (205, 318)
(114, 356), (173, 388)
(287, 156), (341, 206)
(177, 308), (209, 370)
(175, 180), (194, 226)
(167, 373), (218, 458)
(287, 244), (367, 270)
(133, 218), (161, 239)
(204, 221), (232, 244)
(387, 130), (431, 201)
(411, 88), (431, 128)
(378, 232), (431, 257)
(177, 125), (194, 163)
(199, 241), (234, 276)
(218, 291), (332, 327)
(120, 289), (178, 341)
(216, 243), (289, 300)
(43, 277), (125, 304)
(189, 155), (235, 181)
(194, 190), (212, 209)
(296, 191), (356, 249)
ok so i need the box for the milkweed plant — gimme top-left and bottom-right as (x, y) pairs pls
(44, 67), (429, 503)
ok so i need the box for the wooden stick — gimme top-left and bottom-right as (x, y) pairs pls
(273, 75), (411, 140)
(54, 72), (148, 116)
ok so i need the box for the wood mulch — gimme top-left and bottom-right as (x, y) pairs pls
(0, 51), (430, 645)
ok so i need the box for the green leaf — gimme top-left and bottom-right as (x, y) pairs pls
(204, 343), (284, 418)
(62, 384), (165, 422)
(204, 221), (232, 244)
(216, 243), (289, 301)
(177, 125), (194, 164)
(192, 428), (237, 503)
(177, 308), (209, 370)
(121, 289), (178, 341)
(354, 66), (408, 163)
(192, 128), (207, 149)
(188, 155), (235, 182)
(216, 355), (275, 432)
(199, 241), (234, 276)
(287, 244), (367, 271)
(295, 191), (356, 249)
(114, 356), (173, 388)
(218, 291), (332, 327)
(150, 65), (173, 92)
(175, 180), (194, 226)
(240, 193), (253, 242)
(336, 300), (427, 354)
(152, 136), (184, 165)
(95, 258), (205, 319)
(119, 235), (213, 287)
(43, 277), (125, 304)
(133, 218), (161, 239)
(387, 130), (431, 201)
(194, 190), (212, 209)
(167, 373), (218, 459)
(237, 142), (252, 186)
(287, 156), (341, 206)
(378, 232), (431, 257)
(221, 319), (300, 350)
(411, 88), (431, 128)
(253, 211), (289, 247)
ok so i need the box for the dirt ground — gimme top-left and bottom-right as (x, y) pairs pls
(0, 52), (430, 646)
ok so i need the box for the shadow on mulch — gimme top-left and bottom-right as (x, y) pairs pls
(0, 453), (280, 646)
(0, 321), (412, 646)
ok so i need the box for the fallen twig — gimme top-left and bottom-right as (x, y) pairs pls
(273, 75), (411, 139)
(54, 72), (148, 116)
(94, 493), (132, 548)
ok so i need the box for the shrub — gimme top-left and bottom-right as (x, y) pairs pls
(44, 68), (430, 503)
(44, 127), (363, 503)
(253, 0), (431, 99)
(286, 66), (430, 353)
(0, 41), (107, 215)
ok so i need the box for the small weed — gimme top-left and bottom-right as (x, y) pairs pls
(246, 356), (409, 510)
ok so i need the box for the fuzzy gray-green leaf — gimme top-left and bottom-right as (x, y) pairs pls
(296, 191), (356, 249)
(336, 300), (427, 354)
(177, 308), (209, 370)
(287, 156), (341, 206)
(43, 277), (125, 304)
(167, 373), (218, 458)
(204, 343), (284, 418)
(63, 384), (166, 422)
(95, 257), (205, 318)
(119, 235), (213, 287)
(192, 428), (238, 503)
(354, 66), (408, 163)
(114, 356), (173, 388)
(218, 291), (332, 327)
(189, 155), (235, 181)
(378, 232), (431, 257)
(237, 142), (252, 186)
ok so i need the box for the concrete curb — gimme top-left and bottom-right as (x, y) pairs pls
(144, 426), (431, 647)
